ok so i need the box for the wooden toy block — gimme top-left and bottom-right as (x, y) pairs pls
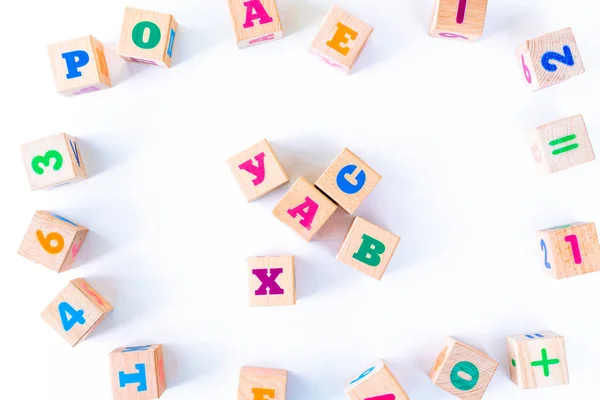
(315, 148), (381, 214)
(48, 35), (111, 96)
(21, 133), (87, 190)
(272, 177), (337, 241)
(17, 211), (88, 273)
(227, 0), (283, 48)
(248, 256), (295, 307)
(310, 6), (373, 73)
(530, 115), (595, 174)
(238, 366), (287, 400)
(429, 337), (498, 400)
(429, 0), (488, 41)
(517, 28), (585, 91)
(40, 278), (112, 347)
(110, 344), (167, 400)
(337, 217), (400, 280)
(537, 222), (600, 279)
(506, 331), (568, 389)
(227, 139), (289, 201)
(117, 7), (178, 67)
(345, 359), (410, 400)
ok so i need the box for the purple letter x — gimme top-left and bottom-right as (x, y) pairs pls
(252, 268), (284, 295)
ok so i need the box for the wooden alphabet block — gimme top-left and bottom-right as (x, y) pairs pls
(315, 148), (381, 214)
(337, 217), (400, 280)
(517, 28), (585, 91)
(239, 366), (287, 400)
(310, 6), (373, 73)
(537, 222), (600, 279)
(117, 7), (178, 67)
(41, 278), (112, 346)
(506, 331), (568, 389)
(21, 133), (86, 190)
(227, 139), (289, 201)
(429, 0), (488, 41)
(248, 256), (295, 306)
(273, 177), (337, 241)
(227, 0), (283, 48)
(110, 344), (167, 399)
(345, 359), (410, 400)
(17, 211), (88, 273)
(530, 115), (595, 174)
(48, 35), (111, 96)
(429, 337), (498, 400)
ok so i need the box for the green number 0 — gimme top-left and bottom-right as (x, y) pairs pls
(31, 150), (63, 175)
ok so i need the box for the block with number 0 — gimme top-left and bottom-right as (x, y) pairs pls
(110, 344), (167, 400)
(18, 211), (88, 273)
(41, 279), (112, 346)
(345, 359), (410, 400)
(429, 0), (489, 41)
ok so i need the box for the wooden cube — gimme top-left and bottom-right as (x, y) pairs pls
(345, 359), (410, 400)
(227, 0), (283, 48)
(337, 217), (400, 280)
(507, 331), (568, 389)
(18, 211), (88, 273)
(248, 256), (295, 307)
(21, 133), (87, 190)
(537, 222), (600, 279)
(429, 0), (488, 41)
(517, 28), (585, 91)
(227, 139), (289, 201)
(117, 7), (178, 67)
(310, 6), (373, 73)
(41, 278), (112, 346)
(48, 35), (111, 96)
(238, 366), (287, 400)
(315, 148), (381, 214)
(110, 344), (167, 400)
(273, 177), (337, 241)
(530, 115), (595, 174)
(429, 337), (498, 400)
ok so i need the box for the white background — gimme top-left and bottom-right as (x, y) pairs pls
(2, 0), (600, 398)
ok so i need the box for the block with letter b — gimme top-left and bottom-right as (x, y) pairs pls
(507, 331), (568, 389)
(248, 256), (295, 306)
(227, 0), (283, 48)
(429, 0), (488, 41)
(345, 359), (410, 400)
(41, 278), (113, 346)
(110, 344), (167, 399)
(429, 337), (498, 400)
(18, 211), (88, 273)
(238, 366), (287, 400)
(537, 222), (600, 279)
(117, 7), (178, 67)
(316, 148), (381, 214)
(517, 28), (585, 90)
(48, 35), (111, 96)
(337, 217), (400, 280)
(310, 6), (373, 73)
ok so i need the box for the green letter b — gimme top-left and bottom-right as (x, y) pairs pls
(352, 234), (385, 267)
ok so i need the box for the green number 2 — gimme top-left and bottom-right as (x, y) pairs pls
(32, 150), (63, 175)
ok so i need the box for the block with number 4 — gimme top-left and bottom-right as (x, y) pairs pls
(22, 133), (87, 190)
(429, 337), (498, 400)
(537, 222), (600, 279)
(517, 27), (585, 91)
(18, 211), (88, 273)
(110, 344), (167, 399)
(345, 359), (410, 400)
(239, 366), (287, 400)
(507, 331), (568, 389)
(248, 256), (295, 306)
(530, 115), (595, 174)
(227, 0), (283, 48)
(430, 0), (488, 41)
(41, 278), (112, 346)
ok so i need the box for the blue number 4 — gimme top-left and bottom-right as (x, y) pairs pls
(58, 302), (85, 331)
(541, 45), (574, 72)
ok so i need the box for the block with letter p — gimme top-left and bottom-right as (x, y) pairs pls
(110, 344), (167, 399)
(48, 35), (111, 96)
(238, 366), (287, 400)
(248, 256), (295, 306)
(345, 359), (410, 400)
(429, 0), (488, 41)
(227, 0), (283, 48)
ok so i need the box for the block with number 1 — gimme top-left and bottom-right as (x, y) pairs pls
(110, 344), (167, 399)
(430, 0), (488, 41)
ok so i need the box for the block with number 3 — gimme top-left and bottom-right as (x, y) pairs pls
(41, 278), (112, 346)
(18, 211), (88, 273)
(110, 344), (167, 399)
(429, 0), (489, 41)
(345, 359), (410, 400)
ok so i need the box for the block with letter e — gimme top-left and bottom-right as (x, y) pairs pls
(345, 359), (410, 400)
(227, 0), (283, 48)
(110, 344), (167, 399)
(238, 366), (287, 400)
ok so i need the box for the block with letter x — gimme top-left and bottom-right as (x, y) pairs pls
(345, 359), (409, 400)
(248, 256), (295, 306)
(110, 344), (167, 399)
(238, 366), (287, 400)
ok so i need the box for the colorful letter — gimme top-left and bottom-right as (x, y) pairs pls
(326, 22), (358, 56)
(239, 152), (266, 185)
(252, 388), (275, 400)
(352, 234), (385, 267)
(287, 197), (319, 230)
(243, 0), (273, 28)
(349, 366), (374, 384)
(336, 165), (366, 194)
(450, 361), (479, 391)
(119, 364), (148, 392)
(62, 50), (90, 79)
(132, 21), (161, 49)
(253, 268), (284, 295)
(365, 395), (395, 400)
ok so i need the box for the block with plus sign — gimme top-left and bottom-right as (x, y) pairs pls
(248, 256), (295, 306)
(506, 331), (569, 389)
(345, 359), (409, 400)
(110, 344), (167, 399)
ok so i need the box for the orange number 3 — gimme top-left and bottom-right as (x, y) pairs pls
(36, 230), (65, 254)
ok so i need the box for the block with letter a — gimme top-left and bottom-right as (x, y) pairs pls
(227, 0), (283, 48)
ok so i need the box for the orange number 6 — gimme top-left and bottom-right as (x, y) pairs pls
(36, 230), (65, 254)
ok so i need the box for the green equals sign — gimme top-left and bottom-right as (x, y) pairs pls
(549, 134), (579, 155)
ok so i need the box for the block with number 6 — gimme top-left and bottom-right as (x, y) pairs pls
(41, 278), (112, 346)
(345, 359), (410, 400)
(110, 344), (167, 400)
(18, 211), (88, 273)
(21, 133), (87, 190)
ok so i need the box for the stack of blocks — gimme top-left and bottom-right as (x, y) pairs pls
(110, 344), (167, 399)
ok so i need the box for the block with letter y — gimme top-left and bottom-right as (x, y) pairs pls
(110, 344), (167, 399)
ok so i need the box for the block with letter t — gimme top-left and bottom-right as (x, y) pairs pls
(227, 0), (283, 48)
(110, 344), (167, 399)
(345, 359), (410, 400)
